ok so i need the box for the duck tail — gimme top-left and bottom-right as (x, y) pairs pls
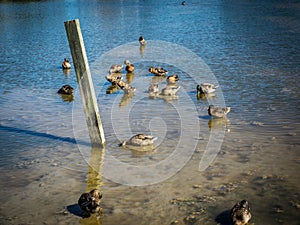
(119, 141), (126, 147)
(225, 107), (231, 114)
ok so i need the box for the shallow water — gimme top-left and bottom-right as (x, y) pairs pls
(0, 0), (299, 224)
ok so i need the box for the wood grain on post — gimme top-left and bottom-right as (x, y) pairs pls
(64, 19), (105, 146)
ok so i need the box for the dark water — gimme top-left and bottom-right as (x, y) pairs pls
(0, 0), (299, 224)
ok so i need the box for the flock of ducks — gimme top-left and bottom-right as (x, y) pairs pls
(60, 36), (248, 225)
(103, 36), (230, 148)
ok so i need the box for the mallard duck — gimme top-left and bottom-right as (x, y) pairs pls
(57, 85), (74, 95)
(124, 60), (135, 72)
(161, 85), (180, 96)
(197, 83), (218, 94)
(62, 58), (71, 69)
(117, 79), (136, 94)
(139, 36), (146, 46)
(181, 1), (186, 5)
(149, 66), (168, 76)
(120, 134), (157, 147)
(106, 73), (122, 84)
(109, 64), (123, 74)
(208, 105), (230, 118)
(231, 200), (252, 225)
(167, 74), (179, 84)
(78, 189), (103, 216)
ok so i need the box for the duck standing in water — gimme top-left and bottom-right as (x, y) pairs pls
(120, 134), (157, 147)
(149, 66), (168, 76)
(62, 58), (71, 69)
(197, 83), (218, 94)
(208, 105), (230, 118)
(148, 83), (159, 97)
(106, 64), (123, 85)
(231, 200), (252, 225)
(57, 85), (74, 95)
(124, 60), (135, 73)
(78, 189), (103, 216)
(166, 74), (179, 84)
(139, 36), (146, 46)
(109, 64), (123, 74)
(161, 85), (180, 96)
(117, 79), (136, 94)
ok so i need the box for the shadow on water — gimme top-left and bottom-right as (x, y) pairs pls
(215, 210), (232, 225)
(67, 204), (85, 218)
(0, 125), (90, 146)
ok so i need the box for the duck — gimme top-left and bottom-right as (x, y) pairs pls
(109, 64), (123, 74)
(197, 83), (218, 94)
(148, 83), (159, 97)
(161, 85), (180, 96)
(117, 79), (136, 94)
(208, 105), (230, 118)
(231, 200), (252, 225)
(166, 74), (179, 84)
(124, 60), (135, 73)
(149, 66), (168, 76)
(62, 58), (71, 69)
(57, 85), (74, 95)
(181, 1), (186, 6)
(139, 36), (146, 46)
(78, 189), (103, 216)
(120, 134), (157, 147)
(106, 73), (122, 85)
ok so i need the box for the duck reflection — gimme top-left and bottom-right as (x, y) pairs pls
(60, 94), (74, 102)
(208, 118), (230, 130)
(62, 68), (71, 76)
(197, 92), (216, 100)
(119, 92), (134, 108)
(126, 72), (135, 84)
(151, 75), (165, 83)
(139, 45), (146, 57)
(106, 84), (119, 94)
(121, 144), (157, 157)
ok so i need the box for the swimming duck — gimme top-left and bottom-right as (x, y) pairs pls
(124, 60), (135, 72)
(149, 66), (168, 76)
(231, 200), (252, 225)
(161, 85), (180, 96)
(109, 64), (123, 74)
(197, 83), (218, 94)
(120, 134), (157, 147)
(62, 58), (71, 69)
(139, 36), (146, 46)
(181, 1), (186, 5)
(117, 79), (136, 94)
(78, 189), (103, 216)
(208, 105), (230, 118)
(166, 74), (179, 84)
(57, 85), (74, 95)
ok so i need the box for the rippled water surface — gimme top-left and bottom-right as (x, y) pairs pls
(0, 0), (299, 224)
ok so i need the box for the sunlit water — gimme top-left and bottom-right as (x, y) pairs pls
(0, 0), (299, 224)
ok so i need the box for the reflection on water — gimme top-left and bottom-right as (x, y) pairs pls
(0, 0), (299, 224)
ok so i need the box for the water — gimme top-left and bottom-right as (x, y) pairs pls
(0, 0), (299, 224)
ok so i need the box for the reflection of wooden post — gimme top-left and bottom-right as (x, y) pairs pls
(64, 19), (105, 146)
(86, 146), (105, 191)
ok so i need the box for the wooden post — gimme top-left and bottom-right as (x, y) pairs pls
(64, 19), (105, 146)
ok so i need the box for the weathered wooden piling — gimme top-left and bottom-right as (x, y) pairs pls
(64, 19), (105, 146)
